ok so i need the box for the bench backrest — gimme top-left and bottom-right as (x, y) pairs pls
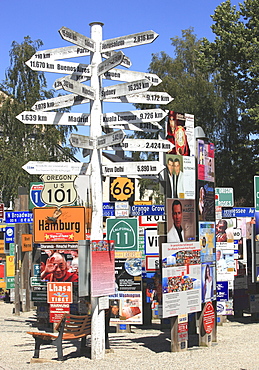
(55, 314), (91, 336)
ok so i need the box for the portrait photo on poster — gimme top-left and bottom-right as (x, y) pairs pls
(166, 198), (196, 243)
(197, 180), (215, 222)
(202, 262), (216, 302)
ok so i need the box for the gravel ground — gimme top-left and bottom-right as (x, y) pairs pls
(0, 301), (259, 370)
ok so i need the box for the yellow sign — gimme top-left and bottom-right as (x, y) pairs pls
(0, 240), (4, 254)
(6, 255), (15, 276)
(110, 177), (134, 201)
(134, 200), (152, 205)
(22, 234), (33, 252)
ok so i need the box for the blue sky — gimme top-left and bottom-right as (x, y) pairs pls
(1, 0), (240, 160)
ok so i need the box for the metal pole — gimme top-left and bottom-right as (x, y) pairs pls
(89, 21), (105, 360)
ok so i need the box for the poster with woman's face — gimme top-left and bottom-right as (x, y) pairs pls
(202, 262), (216, 303)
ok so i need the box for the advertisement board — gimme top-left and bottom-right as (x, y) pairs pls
(47, 282), (73, 303)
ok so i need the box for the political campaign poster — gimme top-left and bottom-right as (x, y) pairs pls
(216, 218), (236, 247)
(199, 222), (216, 263)
(216, 247), (237, 285)
(198, 181), (215, 222)
(91, 240), (115, 297)
(161, 242), (201, 317)
(197, 140), (215, 182)
(163, 154), (195, 200)
(201, 262), (216, 303)
(167, 199), (196, 243)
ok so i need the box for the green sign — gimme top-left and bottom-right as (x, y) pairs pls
(107, 218), (138, 251)
(6, 276), (15, 289)
(254, 176), (259, 211)
(9, 243), (15, 256)
(215, 188), (234, 207)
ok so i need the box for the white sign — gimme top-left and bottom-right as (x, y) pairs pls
(106, 122), (162, 132)
(69, 134), (94, 149)
(26, 59), (92, 78)
(104, 91), (173, 105)
(100, 79), (152, 100)
(102, 161), (165, 176)
(102, 51), (131, 68)
(96, 130), (125, 149)
(97, 51), (124, 76)
(103, 68), (162, 86)
(145, 229), (159, 255)
(233, 228), (242, 240)
(30, 45), (90, 60)
(108, 138), (174, 152)
(22, 161), (89, 175)
(101, 30), (159, 52)
(40, 174), (77, 206)
(54, 76), (95, 100)
(16, 111), (90, 126)
(59, 26), (96, 52)
(31, 94), (90, 112)
(139, 215), (166, 227)
(102, 109), (167, 126)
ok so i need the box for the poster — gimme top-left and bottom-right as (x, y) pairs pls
(167, 199), (196, 243)
(197, 139), (215, 182)
(161, 242), (201, 318)
(201, 262), (216, 303)
(198, 181), (215, 221)
(199, 222), (216, 263)
(91, 240), (115, 297)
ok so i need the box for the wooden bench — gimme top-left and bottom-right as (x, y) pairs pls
(27, 309), (111, 361)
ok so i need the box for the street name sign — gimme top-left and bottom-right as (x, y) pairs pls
(16, 111), (90, 126)
(97, 51), (124, 76)
(103, 68), (162, 86)
(70, 134), (94, 149)
(96, 129), (125, 149)
(26, 59), (92, 78)
(104, 91), (173, 105)
(108, 138), (174, 152)
(102, 51), (131, 68)
(102, 109), (167, 126)
(30, 45), (90, 60)
(59, 26), (96, 52)
(54, 76), (95, 100)
(31, 94), (90, 112)
(22, 161), (90, 175)
(100, 79), (152, 100)
(102, 161), (165, 176)
(101, 30), (159, 52)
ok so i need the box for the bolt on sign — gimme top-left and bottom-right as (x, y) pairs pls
(47, 282), (73, 303)
(22, 234), (33, 252)
(33, 206), (85, 243)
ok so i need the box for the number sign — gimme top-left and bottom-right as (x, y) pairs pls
(110, 177), (135, 202)
(106, 218), (138, 251)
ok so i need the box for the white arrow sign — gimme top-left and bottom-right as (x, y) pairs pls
(59, 26), (96, 52)
(31, 94), (90, 112)
(16, 111), (90, 126)
(104, 91), (174, 105)
(96, 129), (125, 149)
(30, 45), (90, 61)
(102, 51), (131, 68)
(23, 161), (90, 175)
(26, 59), (92, 78)
(107, 138), (174, 152)
(100, 79), (152, 100)
(103, 69), (162, 86)
(97, 51), (124, 76)
(69, 134), (94, 149)
(102, 161), (165, 176)
(105, 122), (162, 132)
(101, 30), (159, 52)
(54, 76), (95, 100)
(102, 109), (167, 126)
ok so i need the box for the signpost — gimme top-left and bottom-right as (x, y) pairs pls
(22, 161), (89, 175)
(59, 26), (96, 52)
(16, 111), (90, 126)
(97, 51), (124, 76)
(30, 45), (91, 60)
(104, 91), (173, 105)
(96, 130), (125, 149)
(31, 94), (89, 112)
(102, 108), (167, 126)
(26, 59), (92, 78)
(100, 79), (152, 100)
(54, 76), (96, 100)
(103, 68), (162, 86)
(102, 161), (165, 176)
(102, 50), (131, 68)
(107, 138), (174, 152)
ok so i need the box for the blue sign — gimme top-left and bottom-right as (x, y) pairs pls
(5, 226), (15, 243)
(222, 207), (255, 218)
(216, 281), (229, 301)
(130, 205), (165, 217)
(103, 202), (115, 217)
(5, 211), (33, 224)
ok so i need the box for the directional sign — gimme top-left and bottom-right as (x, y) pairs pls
(104, 91), (174, 105)
(101, 30), (159, 52)
(102, 161), (165, 176)
(41, 174), (77, 206)
(102, 51), (131, 68)
(106, 122), (162, 132)
(31, 94), (90, 112)
(59, 26), (96, 52)
(108, 138), (174, 152)
(26, 59), (92, 78)
(96, 129), (125, 149)
(16, 111), (90, 126)
(30, 45), (90, 61)
(54, 76), (96, 100)
(103, 69), (162, 86)
(22, 161), (90, 175)
(102, 109), (167, 126)
(69, 134), (94, 149)
(97, 51), (124, 76)
(100, 79), (152, 100)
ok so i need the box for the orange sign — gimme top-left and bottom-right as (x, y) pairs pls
(33, 206), (85, 243)
(47, 282), (73, 303)
(22, 234), (33, 252)
(0, 240), (4, 254)
(6, 255), (15, 276)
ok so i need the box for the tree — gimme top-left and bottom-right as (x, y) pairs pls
(0, 36), (76, 207)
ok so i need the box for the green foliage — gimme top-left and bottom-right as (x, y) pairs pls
(0, 36), (77, 206)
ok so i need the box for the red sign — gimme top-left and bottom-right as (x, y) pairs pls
(49, 303), (70, 323)
(0, 203), (4, 219)
(47, 282), (73, 304)
(203, 301), (215, 334)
